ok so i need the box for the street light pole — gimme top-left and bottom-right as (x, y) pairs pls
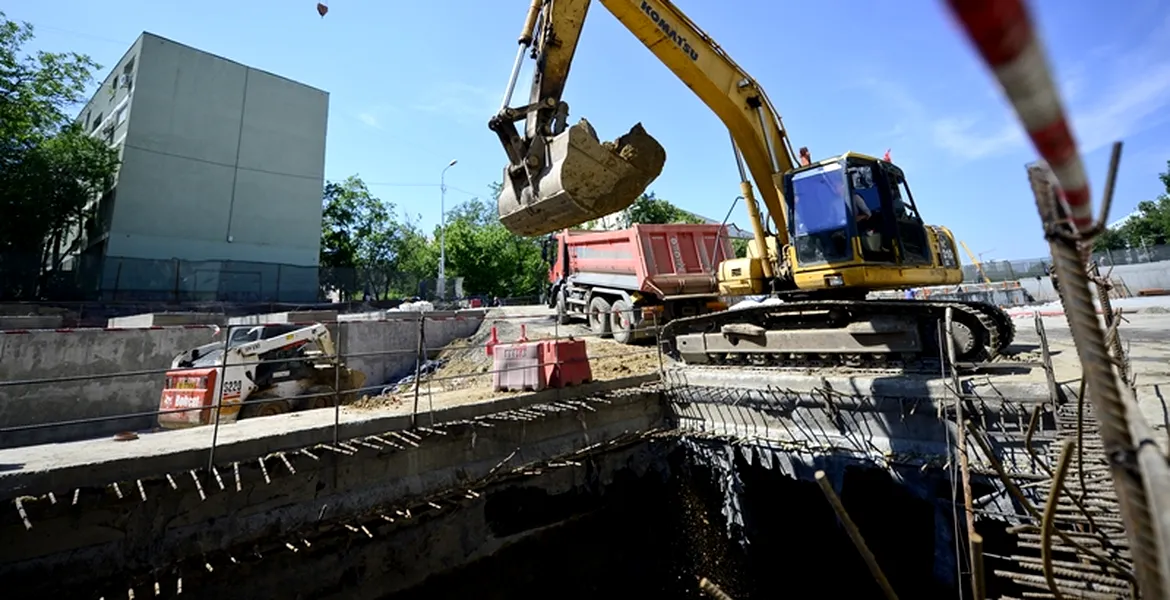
(438, 159), (457, 299)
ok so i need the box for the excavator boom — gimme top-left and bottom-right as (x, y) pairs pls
(490, 0), (800, 245)
(490, 0), (1015, 369)
(489, 0), (667, 237)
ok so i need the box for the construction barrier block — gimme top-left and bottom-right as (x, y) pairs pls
(492, 342), (545, 392)
(540, 339), (592, 388)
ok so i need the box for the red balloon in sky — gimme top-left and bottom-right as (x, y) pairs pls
(317, 3), (328, 17)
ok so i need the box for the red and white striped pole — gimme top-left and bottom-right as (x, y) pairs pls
(944, 0), (1093, 232)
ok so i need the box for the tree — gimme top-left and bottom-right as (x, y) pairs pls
(318, 175), (399, 300)
(626, 191), (704, 225)
(388, 214), (439, 297)
(1092, 227), (1126, 252)
(732, 238), (750, 258)
(439, 185), (547, 299)
(1092, 161), (1170, 252)
(0, 12), (120, 299)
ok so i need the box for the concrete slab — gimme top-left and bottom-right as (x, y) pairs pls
(663, 365), (1055, 401)
(0, 315), (65, 330)
(0, 374), (659, 499)
(106, 312), (225, 327)
(0, 380), (665, 599)
(226, 310), (339, 326)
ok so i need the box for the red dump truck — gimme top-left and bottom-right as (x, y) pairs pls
(546, 224), (734, 344)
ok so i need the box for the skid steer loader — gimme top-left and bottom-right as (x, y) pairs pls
(157, 323), (366, 429)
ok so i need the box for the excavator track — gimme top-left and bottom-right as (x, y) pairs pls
(659, 299), (1015, 373)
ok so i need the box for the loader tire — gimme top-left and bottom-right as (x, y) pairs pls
(588, 296), (612, 338)
(240, 391), (291, 420)
(306, 384), (338, 410)
(610, 299), (635, 345)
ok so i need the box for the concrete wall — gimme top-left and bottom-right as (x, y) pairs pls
(0, 310), (485, 448)
(338, 310), (485, 391)
(1017, 260), (1170, 303)
(0, 327), (217, 448)
(0, 386), (663, 598)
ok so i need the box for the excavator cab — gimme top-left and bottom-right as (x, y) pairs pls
(784, 154), (935, 270)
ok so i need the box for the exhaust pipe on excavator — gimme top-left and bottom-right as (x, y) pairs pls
(497, 118), (666, 237)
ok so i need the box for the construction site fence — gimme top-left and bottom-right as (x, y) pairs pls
(0, 307), (663, 464)
(0, 252), (545, 304)
(963, 243), (1170, 283)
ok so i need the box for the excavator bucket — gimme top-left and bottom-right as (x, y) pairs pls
(498, 119), (666, 237)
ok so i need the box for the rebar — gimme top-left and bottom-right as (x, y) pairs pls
(814, 470), (900, 600)
(698, 577), (735, 600)
(1041, 440), (1076, 599)
(947, 309), (981, 600)
(1029, 161), (1170, 597)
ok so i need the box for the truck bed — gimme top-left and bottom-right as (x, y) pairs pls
(560, 224), (734, 297)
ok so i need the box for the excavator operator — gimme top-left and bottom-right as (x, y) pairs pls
(830, 174), (873, 224)
(833, 171), (884, 258)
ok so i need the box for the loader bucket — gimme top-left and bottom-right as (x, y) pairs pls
(498, 119), (666, 237)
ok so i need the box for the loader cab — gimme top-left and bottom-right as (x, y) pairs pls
(783, 154), (932, 267)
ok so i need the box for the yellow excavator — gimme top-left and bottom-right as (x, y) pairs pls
(488, 0), (1014, 368)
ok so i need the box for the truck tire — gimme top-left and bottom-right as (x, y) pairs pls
(610, 299), (635, 344)
(588, 296), (612, 337)
(556, 290), (572, 326)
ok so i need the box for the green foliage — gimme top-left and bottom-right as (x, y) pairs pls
(731, 238), (750, 258)
(319, 175), (438, 300)
(626, 191), (704, 225)
(391, 215), (438, 294)
(0, 11), (120, 299)
(319, 179), (546, 301)
(440, 186), (546, 298)
(1093, 161), (1170, 252)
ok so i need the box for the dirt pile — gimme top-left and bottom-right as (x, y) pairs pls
(347, 306), (666, 411)
(422, 306), (666, 395)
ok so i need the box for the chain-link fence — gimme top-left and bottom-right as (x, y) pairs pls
(0, 252), (499, 304)
(962, 244), (1170, 283)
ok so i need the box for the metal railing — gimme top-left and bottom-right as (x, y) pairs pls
(0, 305), (668, 467)
(0, 250), (538, 304)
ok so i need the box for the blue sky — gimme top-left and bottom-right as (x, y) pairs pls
(13, 0), (1170, 262)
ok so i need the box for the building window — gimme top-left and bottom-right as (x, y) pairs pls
(120, 57), (135, 92)
(91, 113), (102, 132)
(116, 106), (128, 125)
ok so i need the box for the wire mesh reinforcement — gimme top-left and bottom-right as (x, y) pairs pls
(980, 400), (1138, 598)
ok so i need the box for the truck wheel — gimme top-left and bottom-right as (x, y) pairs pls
(588, 296), (612, 337)
(556, 291), (572, 326)
(610, 299), (635, 344)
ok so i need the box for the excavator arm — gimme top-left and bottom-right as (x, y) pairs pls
(489, 0), (667, 237)
(490, 0), (798, 266)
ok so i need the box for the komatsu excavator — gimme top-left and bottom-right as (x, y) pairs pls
(489, 0), (1015, 369)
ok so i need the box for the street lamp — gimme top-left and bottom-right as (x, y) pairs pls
(438, 159), (457, 299)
